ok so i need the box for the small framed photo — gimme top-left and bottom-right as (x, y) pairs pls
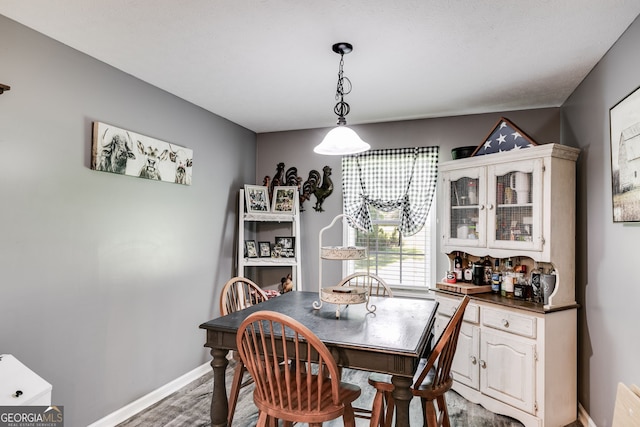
(274, 236), (295, 258)
(244, 185), (270, 213)
(258, 241), (272, 258)
(271, 186), (298, 213)
(244, 240), (258, 258)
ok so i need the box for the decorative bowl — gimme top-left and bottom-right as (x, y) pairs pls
(451, 146), (477, 160)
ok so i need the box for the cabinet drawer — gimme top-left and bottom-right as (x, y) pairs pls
(437, 296), (479, 324)
(482, 307), (536, 338)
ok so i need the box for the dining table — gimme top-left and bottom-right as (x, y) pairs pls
(199, 290), (439, 427)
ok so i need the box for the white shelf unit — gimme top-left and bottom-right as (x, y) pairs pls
(237, 189), (301, 290)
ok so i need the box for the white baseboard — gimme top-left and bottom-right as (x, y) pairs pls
(87, 362), (211, 427)
(578, 402), (597, 427)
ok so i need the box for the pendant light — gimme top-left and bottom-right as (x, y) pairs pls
(314, 42), (370, 155)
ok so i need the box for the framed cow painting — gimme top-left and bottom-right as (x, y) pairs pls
(91, 121), (193, 185)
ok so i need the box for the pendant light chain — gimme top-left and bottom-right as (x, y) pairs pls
(334, 52), (352, 124)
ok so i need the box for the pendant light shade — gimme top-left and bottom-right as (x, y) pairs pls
(314, 42), (370, 156)
(314, 126), (370, 155)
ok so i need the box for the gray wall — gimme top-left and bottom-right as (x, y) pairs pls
(562, 15), (640, 426)
(0, 16), (255, 426)
(256, 110), (561, 293)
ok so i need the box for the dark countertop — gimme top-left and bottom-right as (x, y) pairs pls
(435, 289), (579, 314)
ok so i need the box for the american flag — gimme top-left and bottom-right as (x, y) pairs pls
(473, 117), (537, 156)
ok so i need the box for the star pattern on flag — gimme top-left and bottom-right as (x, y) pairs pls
(473, 118), (537, 156)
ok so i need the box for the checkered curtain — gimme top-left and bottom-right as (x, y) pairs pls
(342, 147), (439, 236)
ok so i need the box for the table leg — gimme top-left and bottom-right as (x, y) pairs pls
(209, 347), (229, 427)
(391, 375), (413, 427)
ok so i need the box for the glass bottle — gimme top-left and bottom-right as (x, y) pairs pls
(483, 256), (493, 286)
(491, 258), (502, 294)
(454, 251), (463, 281)
(463, 254), (473, 283)
(503, 258), (515, 298)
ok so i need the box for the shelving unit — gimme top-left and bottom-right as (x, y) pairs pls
(237, 189), (301, 290)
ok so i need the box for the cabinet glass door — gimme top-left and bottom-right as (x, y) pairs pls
(487, 159), (543, 251)
(442, 169), (486, 248)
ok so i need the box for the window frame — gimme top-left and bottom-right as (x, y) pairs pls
(342, 198), (437, 296)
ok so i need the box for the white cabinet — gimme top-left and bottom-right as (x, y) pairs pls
(442, 146), (565, 256)
(435, 293), (577, 427)
(237, 189), (301, 290)
(440, 143), (580, 309)
(0, 354), (52, 406)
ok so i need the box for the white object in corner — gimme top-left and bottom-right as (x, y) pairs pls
(0, 354), (52, 406)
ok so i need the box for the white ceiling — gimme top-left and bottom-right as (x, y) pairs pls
(2, 1), (640, 133)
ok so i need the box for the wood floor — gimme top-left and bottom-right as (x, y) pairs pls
(117, 361), (583, 426)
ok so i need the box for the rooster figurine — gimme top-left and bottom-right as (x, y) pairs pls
(269, 162), (285, 200)
(301, 166), (333, 212)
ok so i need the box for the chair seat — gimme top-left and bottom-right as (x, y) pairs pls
(411, 358), (437, 391)
(255, 374), (361, 423)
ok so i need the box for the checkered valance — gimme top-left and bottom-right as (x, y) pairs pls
(342, 147), (439, 236)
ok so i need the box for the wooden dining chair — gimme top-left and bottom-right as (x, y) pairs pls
(220, 276), (269, 316)
(236, 310), (362, 427)
(337, 273), (394, 297)
(367, 295), (470, 427)
(219, 276), (269, 427)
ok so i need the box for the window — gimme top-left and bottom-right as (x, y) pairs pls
(344, 204), (435, 290)
(341, 147), (439, 292)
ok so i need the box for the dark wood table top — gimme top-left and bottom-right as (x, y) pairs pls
(200, 291), (439, 375)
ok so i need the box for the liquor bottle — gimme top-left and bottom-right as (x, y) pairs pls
(514, 276), (525, 299)
(512, 257), (525, 298)
(463, 254), (473, 283)
(454, 252), (463, 281)
(482, 256), (493, 286)
(530, 261), (542, 303)
(503, 258), (515, 298)
(491, 258), (502, 294)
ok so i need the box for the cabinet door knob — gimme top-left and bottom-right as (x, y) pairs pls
(487, 203), (494, 210)
(480, 360), (487, 369)
(479, 204), (485, 210)
(470, 356), (477, 365)
(502, 319), (509, 328)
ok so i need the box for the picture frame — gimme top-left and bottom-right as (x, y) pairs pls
(271, 186), (298, 213)
(610, 85), (640, 222)
(244, 185), (270, 213)
(258, 241), (272, 258)
(91, 121), (193, 185)
(274, 236), (295, 258)
(244, 240), (258, 258)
